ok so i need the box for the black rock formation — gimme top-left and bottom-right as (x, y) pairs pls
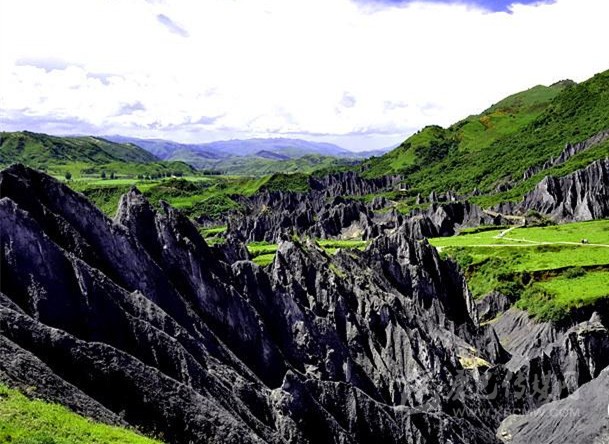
(403, 201), (507, 239)
(519, 158), (609, 222)
(1, 165), (608, 443)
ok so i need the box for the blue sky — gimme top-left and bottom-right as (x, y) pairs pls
(0, 0), (607, 150)
(360, 0), (553, 12)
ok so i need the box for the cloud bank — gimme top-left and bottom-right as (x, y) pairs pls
(0, 0), (607, 150)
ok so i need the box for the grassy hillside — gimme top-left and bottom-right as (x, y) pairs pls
(363, 70), (609, 205)
(168, 153), (360, 176)
(0, 384), (160, 444)
(430, 219), (609, 321)
(0, 131), (156, 164)
(0, 131), (195, 178)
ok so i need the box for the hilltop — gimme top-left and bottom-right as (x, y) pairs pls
(0, 131), (195, 178)
(362, 70), (609, 206)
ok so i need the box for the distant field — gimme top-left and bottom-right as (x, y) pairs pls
(430, 220), (609, 320)
(65, 172), (313, 218)
(0, 384), (159, 444)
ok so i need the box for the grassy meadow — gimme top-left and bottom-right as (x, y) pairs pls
(430, 220), (609, 320)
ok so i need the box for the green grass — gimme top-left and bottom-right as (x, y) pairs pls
(0, 384), (160, 444)
(317, 239), (368, 255)
(63, 171), (315, 220)
(517, 270), (609, 320)
(198, 225), (227, 246)
(430, 228), (518, 247)
(252, 253), (276, 266)
(67, 176), (217, 217)
(259, 172), (310, 193)
(69, 182), (131, 216)
(247, 241), (278, 257)
(538, 270), (609, 303)
(245, 239), (368, 266)
(199, 226), (227, 237)
(509, 220), (609, 244)
(430, 220), (609, 320)
(247, 241), (278, 267)
(431, 219), (609, 248)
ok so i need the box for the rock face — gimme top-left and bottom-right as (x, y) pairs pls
(230, 192), (378, 242)
(308, 171), (402, 196)
(497, 366), (609, 444)
(520, 159), (609, 221)
(226, 172), (404, 243)
(403, 201), (507, 239)
(1, 165), (608, 443)
(229, 187), (506, 244)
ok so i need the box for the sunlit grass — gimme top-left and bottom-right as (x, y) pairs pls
(0, 384), (160, 444)
(432, 220), (609, 320)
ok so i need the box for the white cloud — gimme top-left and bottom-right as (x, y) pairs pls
(0, 0), (608, 150)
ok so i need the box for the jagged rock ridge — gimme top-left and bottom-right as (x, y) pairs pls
(519, 158), (609, 221)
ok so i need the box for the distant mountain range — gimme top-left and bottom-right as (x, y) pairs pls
(103, 135), (391, 174)
(104, 136), (388, 159)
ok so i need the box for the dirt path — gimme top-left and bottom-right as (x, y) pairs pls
(495, 226), (518, 239)
(500, 237), (609, 248)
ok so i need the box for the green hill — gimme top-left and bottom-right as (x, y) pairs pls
(363, 70), (609, 205)
(175, 152), (360, 176)
(0, 131), (195, 178)
(0, 131), (157, 164)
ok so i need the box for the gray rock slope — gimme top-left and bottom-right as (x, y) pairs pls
(0, 165), (503, 442)
(520, 158), (609, 221)
(227, 181), (505, 243)
(498, 366), (609, 444)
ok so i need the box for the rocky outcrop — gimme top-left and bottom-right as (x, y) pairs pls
(497, 367), (609, 443)
(477, 292), (517, 323)
(0, 165), (503, 443)
(218, 172), (403, 242)
(229, 192), (378, 242)
(403, 201), (507, 239)
(308, 171), (402, 196)
(428, 190), (459, 203)
(520, 158), (609, 221)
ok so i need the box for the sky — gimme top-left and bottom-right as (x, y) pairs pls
(1, 0), (608, 151)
